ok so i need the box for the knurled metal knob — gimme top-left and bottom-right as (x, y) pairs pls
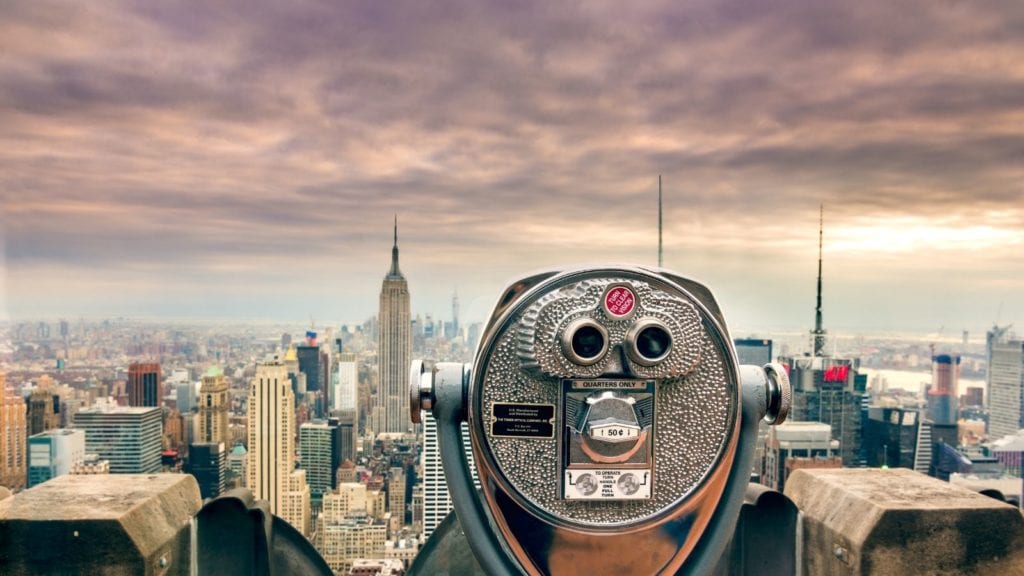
(763, 362), (791, 425)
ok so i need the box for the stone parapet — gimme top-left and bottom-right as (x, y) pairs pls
(785, 468), (1024, 576)
(0, 474), (201, 575)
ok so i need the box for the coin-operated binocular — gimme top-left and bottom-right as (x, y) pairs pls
(410, 266), (790, 575)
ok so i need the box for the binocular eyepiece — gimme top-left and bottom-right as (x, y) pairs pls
(411, 266), (790, 575)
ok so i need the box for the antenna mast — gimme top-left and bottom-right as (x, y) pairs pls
(812, 204), (827, 356)
(658, 175), (663, 268)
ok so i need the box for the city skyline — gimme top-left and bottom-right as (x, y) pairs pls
(2, 1), (1023, 332)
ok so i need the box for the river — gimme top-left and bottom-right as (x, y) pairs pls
(859, 368), (986, 397)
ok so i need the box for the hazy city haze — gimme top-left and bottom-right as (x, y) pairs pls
(1, 0), (1022, 332)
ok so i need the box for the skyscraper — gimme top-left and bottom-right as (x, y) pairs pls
(299, 419), (342, 504)
(863, 406), (930, 473)
(297, 334), (329, 417)
(27, 388), (61, 436)
(778, 207), (866, 466)
(1, 376), (28, 489)
(187, 442), (226, 499)
(177, 381), (196, 413)
(128, 362), (161, 408)
(927, 354), (961, 426)
(74, 405), (162, 473)
(421, 414), (478, 539)
(989, 339), (1024, 440)
(247, 359), (310, 534)
(450, 289), (460, 340)
(926, 354), (962, 478)
(734, 338), (773, 366)
(987, 324), (1013, 408)
(337, 411), (357, 464)
(198, 367), (229, 446)
(227, 443), (247, 489)
(334, 353), (358, 413)
(378, 218), (411, 434)
(388, 466), (407, 532)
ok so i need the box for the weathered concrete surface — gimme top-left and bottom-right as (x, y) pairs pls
(785, 468), (1024, 576)
(0, 474), (202, 575)
(0, 486), (11, 518)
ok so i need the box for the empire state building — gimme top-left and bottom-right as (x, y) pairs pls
(378, 218), (412, 433)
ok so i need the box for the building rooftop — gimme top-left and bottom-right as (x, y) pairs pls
(772, 421), (834, 442)
(29, 428), (83, 438)
(76, 405), (161, 415)
(992, 430), (1024, 452)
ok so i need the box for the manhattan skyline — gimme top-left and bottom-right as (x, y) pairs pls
(1, 1), (1022, 332)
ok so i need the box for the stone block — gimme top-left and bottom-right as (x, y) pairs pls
(0, 474), (202, 575)
(785, 468), (1024, 576)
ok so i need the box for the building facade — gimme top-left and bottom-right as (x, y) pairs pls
(763, 421), (842, 493)
(247, 359), (310, 534)
(198, 367), (229, 446)
(176, 380), (196, 413)
(863, 406), (929, 472)
(334, 353), (358, 413)
(27, 388), (61, 436)
(227, 443), (247, 489)
(282, 468), (312, 537)
(70, 454), (110, 475)
(74, 405), (162, 473)
(781, 355), (866, 466)
(734, 338), (773, 366)
(421, 414), (478, 539)
(378, 221), (412, 434)
(297, 339), (329, 418)
(989, 339), (1024, 440)
(299, 419), (342, 504)
(388, 466), (407, 532)
(127, 362), (161, 408)
(27, 429), (86, 488)
(316, 510), (388, 575)
(1, 378), (28, 489)
(188, 442), (226, 499)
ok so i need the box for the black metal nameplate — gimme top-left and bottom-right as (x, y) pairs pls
(491, 403), (555, 439)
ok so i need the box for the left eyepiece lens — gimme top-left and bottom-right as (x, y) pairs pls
(562, 319), (609, 366)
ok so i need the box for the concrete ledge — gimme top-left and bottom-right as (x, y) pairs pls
(0, 474), (202, 575)
(785, 468), (1024, 576)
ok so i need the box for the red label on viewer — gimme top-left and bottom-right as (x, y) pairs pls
(604, 286), (636, 317)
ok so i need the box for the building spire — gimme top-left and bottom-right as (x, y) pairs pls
(387, 215), (404, 279)
(812, 204), (828, 356)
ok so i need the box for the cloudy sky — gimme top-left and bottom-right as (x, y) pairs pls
(1, 0), (1022, 335)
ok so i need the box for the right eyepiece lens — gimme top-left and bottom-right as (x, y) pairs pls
(630, 321), (672, 366)
(636, 326), (670, 359)
(572, 324), (606, 360)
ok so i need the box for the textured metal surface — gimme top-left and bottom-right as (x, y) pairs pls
(516, 278), (703, 380)
(477, 275), (737, 527)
